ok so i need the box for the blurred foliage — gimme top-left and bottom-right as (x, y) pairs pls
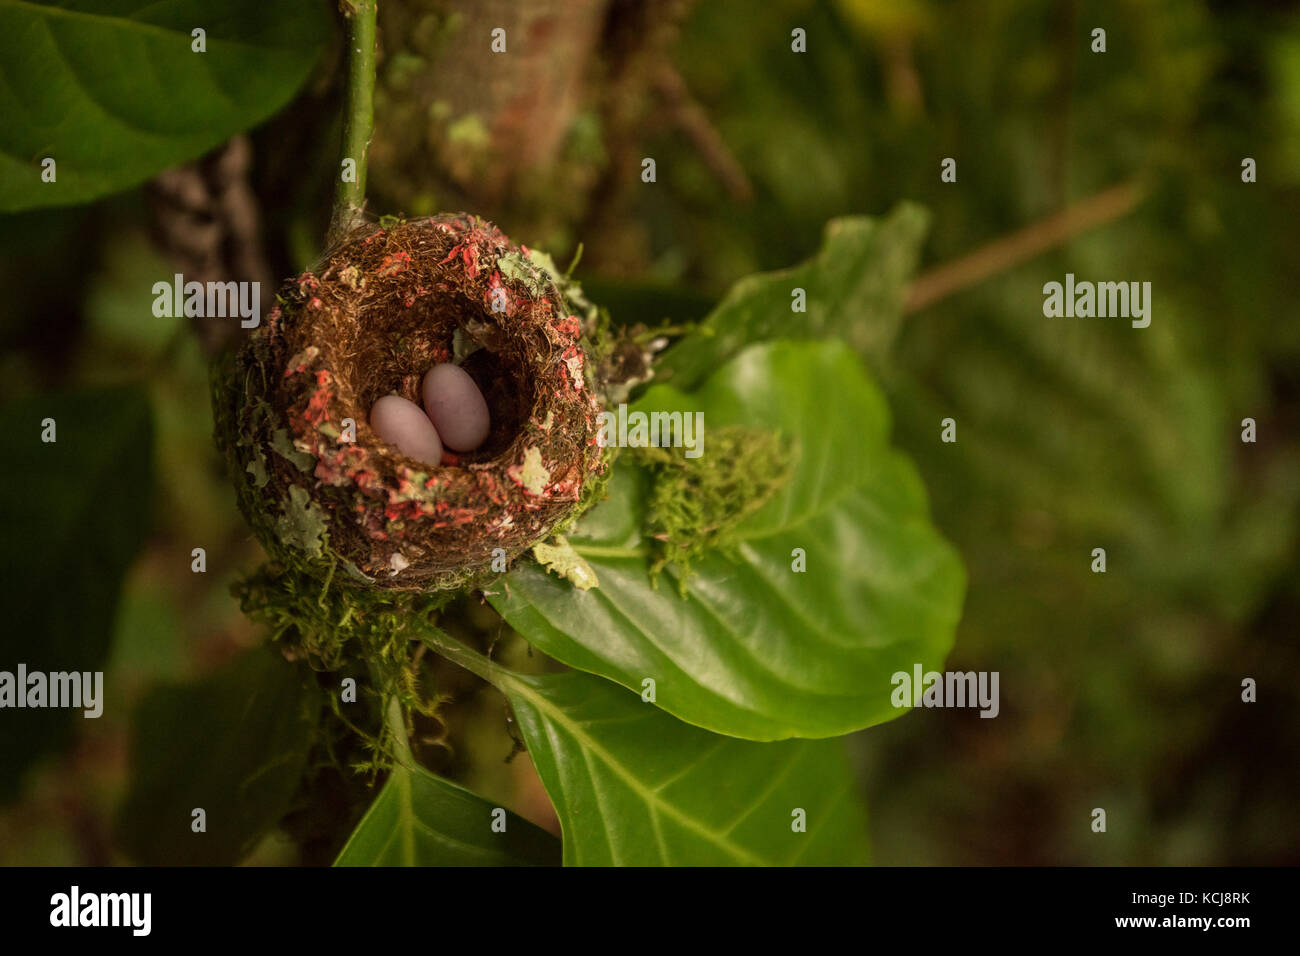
(0, 387), (153, 801)
(116, 647), (320, 865)
(0, 0), (329, 211)
(1, 0), (1297, 865)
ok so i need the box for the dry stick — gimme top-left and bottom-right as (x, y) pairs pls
(903, 181), (1146, 314)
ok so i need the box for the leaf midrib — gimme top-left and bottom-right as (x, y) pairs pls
(342, 765), (526, 866)
(503, 675), (770, 866)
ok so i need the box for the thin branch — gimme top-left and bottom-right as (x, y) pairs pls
(904, 180), (1146, 314)
(653, 63), (753, 202)
(328, 0), (379, 245)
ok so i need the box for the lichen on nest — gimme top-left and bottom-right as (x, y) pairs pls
(213, 213), (612, 594)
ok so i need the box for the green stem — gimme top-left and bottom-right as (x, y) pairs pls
(416, 626), (502, 687)
(415, 628), (550, 738)
(328, 0), (378, 244)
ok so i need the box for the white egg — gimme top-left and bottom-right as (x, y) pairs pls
(422, 363), (490, 452)
(369, 394), (443, 465)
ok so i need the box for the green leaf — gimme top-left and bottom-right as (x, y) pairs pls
(499, 669), (870, 866)
(0, 0), (330, 211)
(494, 341), (965, 740)
(0, 387), (153, 800)
(655, 204), (928, 390)
(334, 763), (560, 867)
(117, 647), (319, 865)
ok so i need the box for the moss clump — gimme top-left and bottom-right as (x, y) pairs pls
(234, 560), (448, 776)
(636, 426), (794, 594)
(212, 213), (611, 593)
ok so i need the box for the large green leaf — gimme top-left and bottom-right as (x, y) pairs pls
(0, 0), (329, 211)
(0, 387), (153, 800)
(117, 647), (319, 865)
(335, 763), (560, 866)
(493, 341), (965, 740)
(655, 204), (928, 390)
(497, 668), (869, 866)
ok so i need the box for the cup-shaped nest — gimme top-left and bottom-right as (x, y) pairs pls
(213, 214), (608, 591)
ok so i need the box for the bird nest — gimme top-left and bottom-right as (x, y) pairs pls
(213, 213), (609, 592)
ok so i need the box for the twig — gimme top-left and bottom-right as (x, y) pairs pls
(327, 0), (379, 245)
(904, 180), (1146, 313)
(653, 63), (753, 202)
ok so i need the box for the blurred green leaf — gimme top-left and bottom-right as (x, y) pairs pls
(0, 0), (329, 211)
(334, 763), (559, 866)
(495, 341), (965, 740)
(106, 580), (188, 683)
(117, 647), (319, 865)
(655, 204), (928, 389)
(0, 386), (152, 800)
(501, 669), (870, 866)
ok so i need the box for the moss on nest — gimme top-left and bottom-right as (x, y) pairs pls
(213, 213), (610, 593)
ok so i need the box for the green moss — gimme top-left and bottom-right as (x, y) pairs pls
(234, 561), (455, 778)
(635, 426), (794, 595)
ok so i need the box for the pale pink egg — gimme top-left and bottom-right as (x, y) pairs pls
(422, 363), (490, 452)
(369, 394), (443, 465)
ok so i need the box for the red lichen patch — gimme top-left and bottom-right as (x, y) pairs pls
(375, 251), (412, 277)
